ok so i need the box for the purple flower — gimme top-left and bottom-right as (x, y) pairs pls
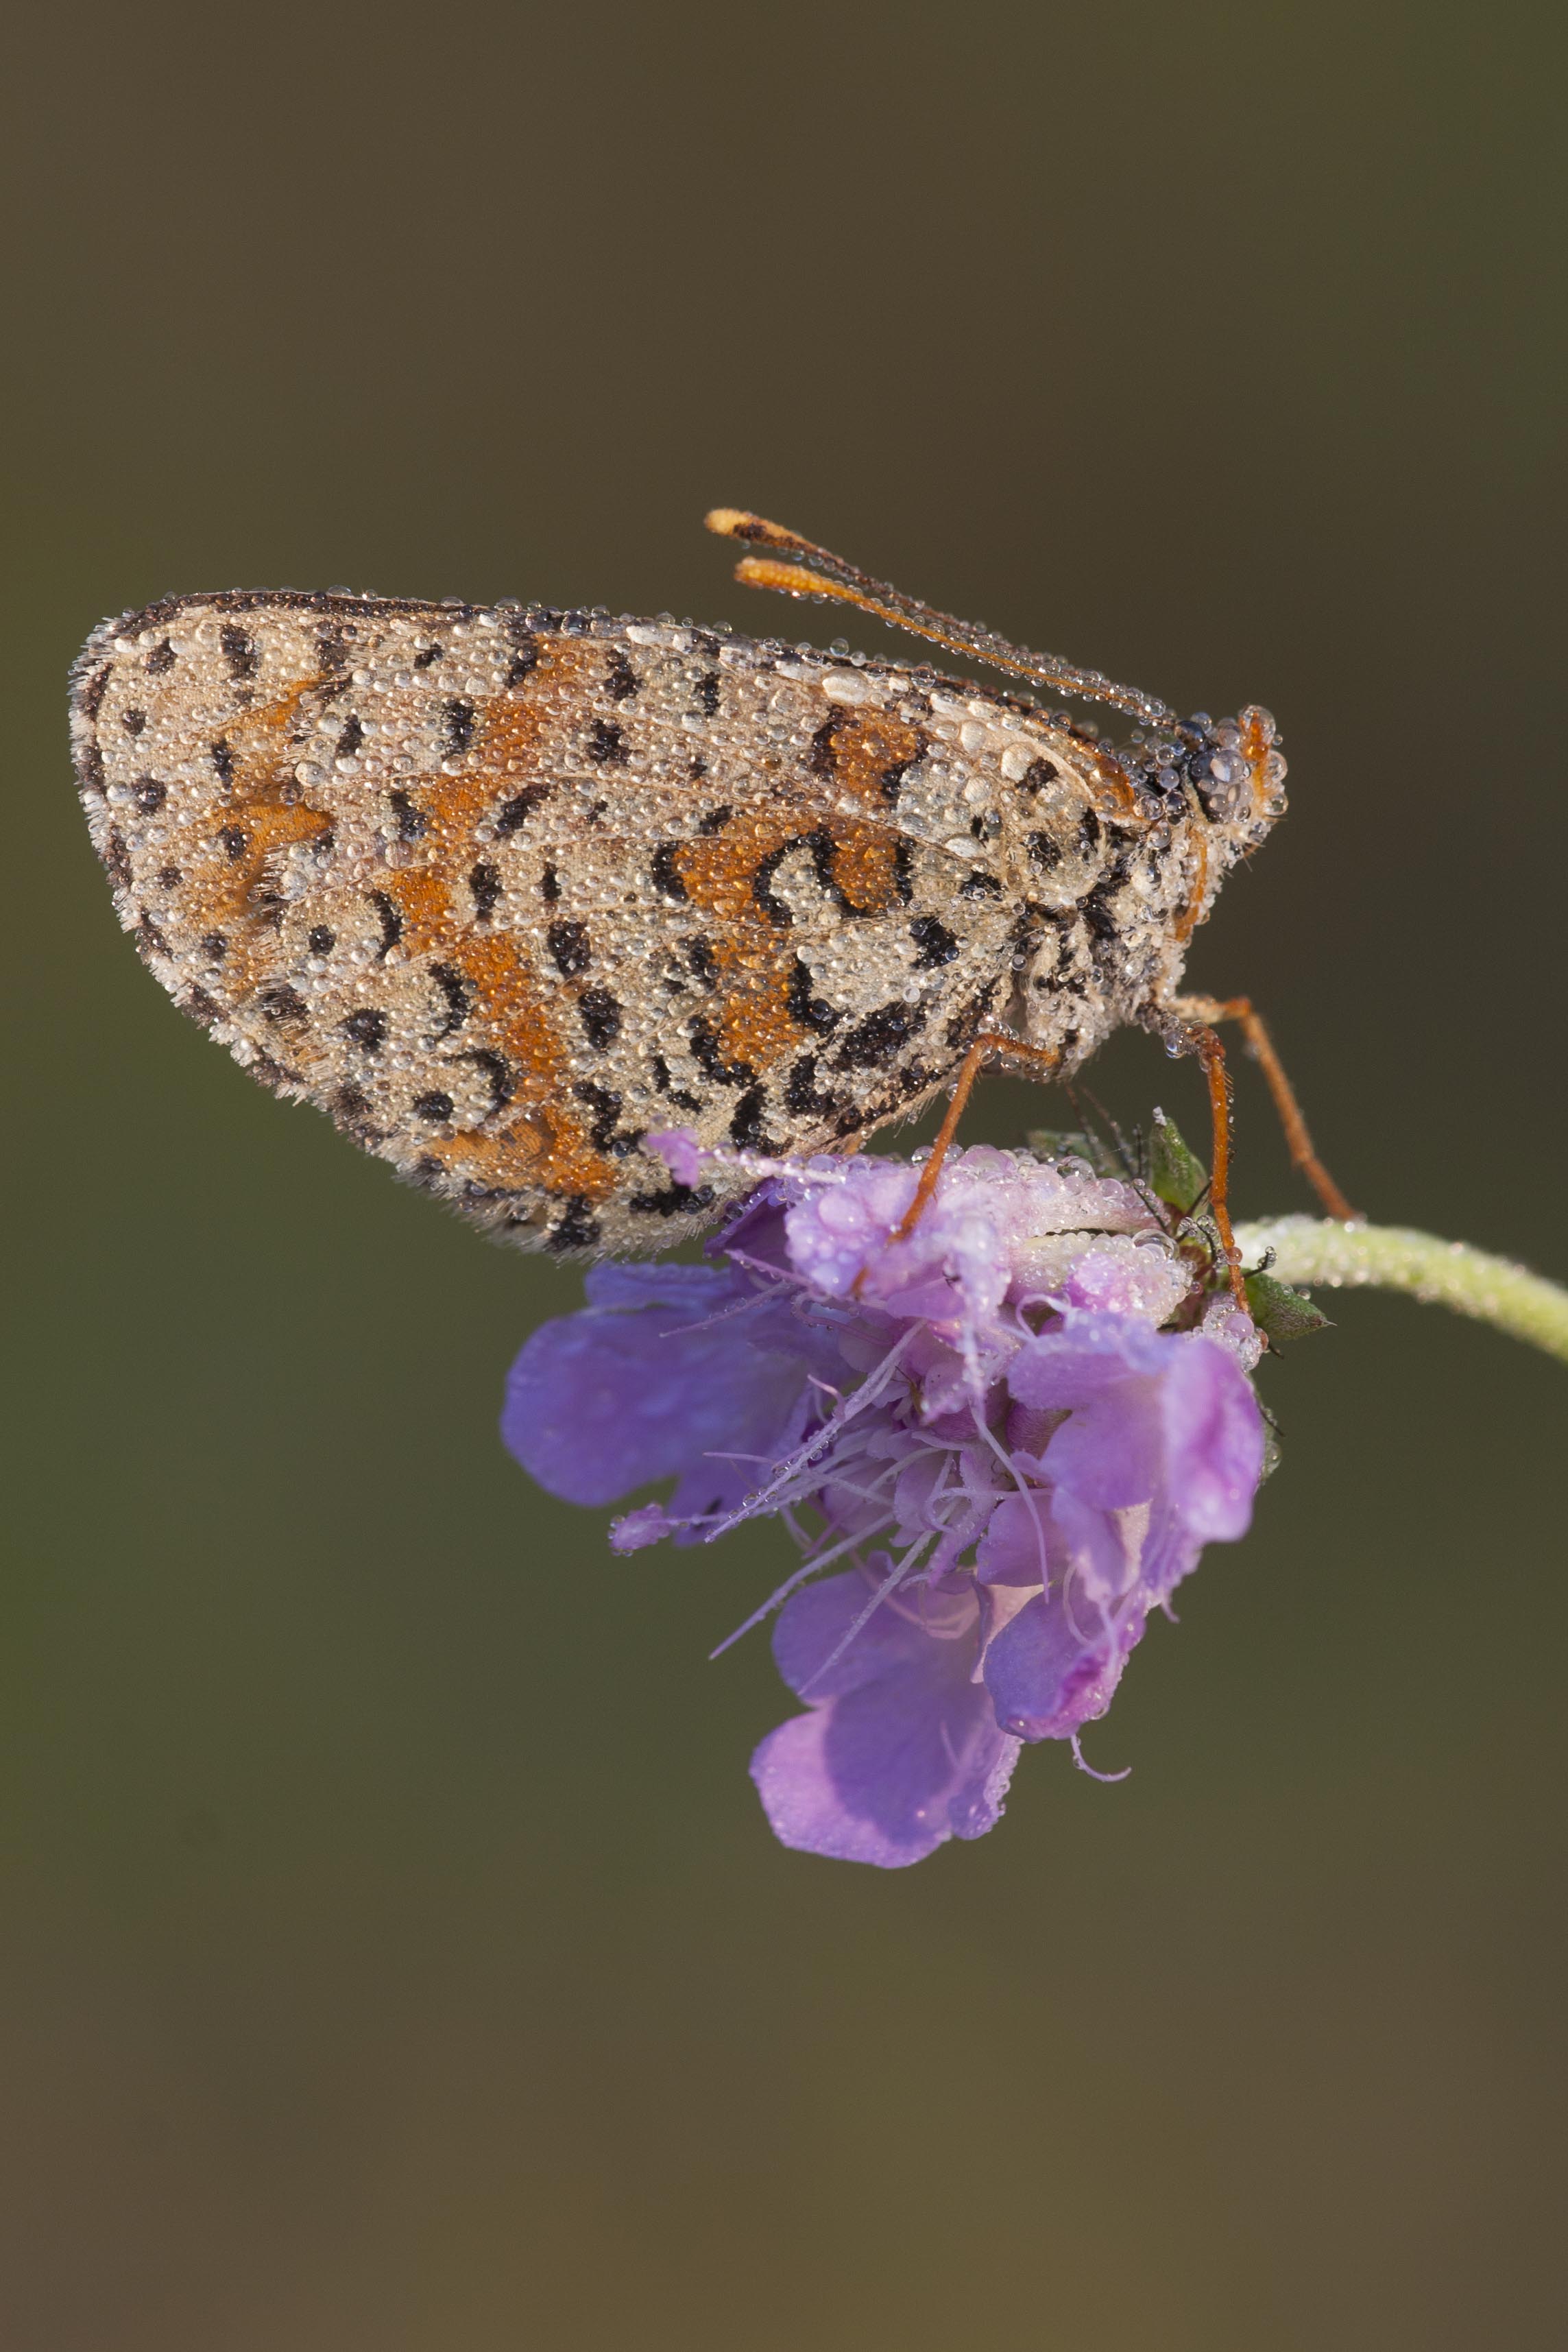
(505, 1145), (1268, 1867)
(751, 1570), (1020, 1869)
(502, 1262), (829, 1525)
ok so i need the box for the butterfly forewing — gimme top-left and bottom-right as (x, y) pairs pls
(72, 592), (1135, 1251)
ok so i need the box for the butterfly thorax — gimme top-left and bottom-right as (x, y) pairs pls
(999, 705), (1286, 1069)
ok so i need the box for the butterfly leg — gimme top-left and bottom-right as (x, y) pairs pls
(1164, 992), (1359, 1224)
(1158, 1017), (1249, 1308)
(886, 1032), (1063, 1245)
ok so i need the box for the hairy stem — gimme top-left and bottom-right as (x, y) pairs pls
(1234, 1218), (1568, 1368)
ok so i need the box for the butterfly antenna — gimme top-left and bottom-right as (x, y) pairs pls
(705, 509), (1172, 728)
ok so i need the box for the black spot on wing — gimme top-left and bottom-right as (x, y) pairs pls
(258, 983), (308, 1022)
(546, 1197), (602, 1252)
(784, 1053), (839, 1117)
(412, 643), (443, 670)
(808, 712), (919, 806)
(649, 1052), (702, 1115)
(457, 1048), (515, 1112)
(121, 708), (146, 736)
(651, 844), (688, 901)
(219, 624), (258, 680)
(752, 835), (809, 926)
(629, 1177), (717, 1217)
(133, 776), (166, 814)
(578, 987), (622, 1048)
(308, 924), (335, 955)
(469, 861), (502, 920)
(728, 1087), (773, 1149)
(369, 890), (402, 958)
(587, 719), (628, 765)
(443, 699), (475, 758)
(210, 740), (235, 786)
(604, 650), (639, 701)
(572, 1079), (644, 1157)
(831, 1000), (926, 1070)
(343, 1006), (387, 1051)
(503, 636), (538, 690)
(688, 1014), (754, 1088)
(697, 804), (733, 833)
(429, 961), (470, 1037)
(909, 914), (958, 968)
(336, 713), (363, 759)
(388, 788), (427, 841)
(547, 920), (592, 976)
(684, 935), (719, 989)
(146, 638), (177, 674)
(495, 784), (551, 834)
(251, 1051), (298, 1096)
(572, 1081), (618, 1152)
(787, 957), (839, 1033)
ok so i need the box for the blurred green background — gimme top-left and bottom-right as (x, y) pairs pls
(4, 2), (1565, 2344)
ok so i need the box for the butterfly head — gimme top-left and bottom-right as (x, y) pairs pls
(1124, 705), (1288, 867)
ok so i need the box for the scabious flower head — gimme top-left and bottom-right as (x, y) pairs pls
(504, 1142), (1266, 1867)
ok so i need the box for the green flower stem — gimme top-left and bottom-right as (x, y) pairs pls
(1233, 1217), (1568, 1369)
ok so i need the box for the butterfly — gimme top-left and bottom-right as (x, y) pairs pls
(71, 509), (1353, 1272)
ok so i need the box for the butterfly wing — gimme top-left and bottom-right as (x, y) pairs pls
(72, 592), (1109, 1251)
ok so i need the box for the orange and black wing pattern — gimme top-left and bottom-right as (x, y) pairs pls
(73, 591), (1149, 1251)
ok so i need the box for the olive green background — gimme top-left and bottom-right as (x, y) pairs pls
(4, 2), (1565, 2345)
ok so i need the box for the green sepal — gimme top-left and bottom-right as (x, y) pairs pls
(1148, 1109), (1209, 1212)
(1244, 1270), (1333, 1345)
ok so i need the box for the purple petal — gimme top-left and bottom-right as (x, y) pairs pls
(770, 1568), (933, 1701)
(1046, 1484), (1138, 1605)
(1007, 1309), (1169, 1402)
(1042, 1376), (1163, 1509)
(982, 1581), (1138, 1741)
(502, 1264), (809, 1509)
(645, 1126), (704, 1186)
(974, 1489), (1056, 1587)
(1011, 1317), (1264, 1533)
(753, 1570), (1020, 1866)
(1158, 1334), (1266, 1541)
